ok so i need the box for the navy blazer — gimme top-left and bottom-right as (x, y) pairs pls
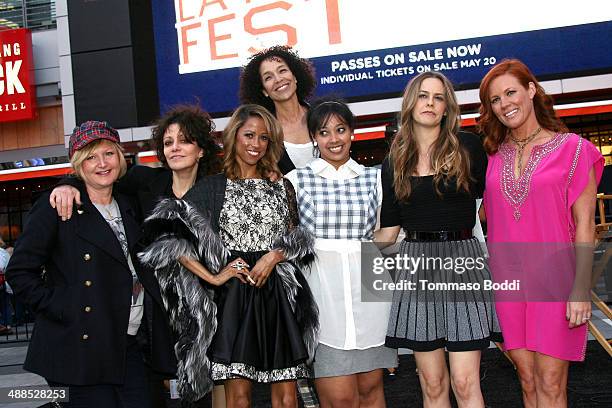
(7, 183), (146, 385)
(60, 166), (178, 376)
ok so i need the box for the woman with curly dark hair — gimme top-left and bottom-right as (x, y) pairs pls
(50, 104), (222, 215)
(151, 104), (222, 184)
(240, 45), (317, 174)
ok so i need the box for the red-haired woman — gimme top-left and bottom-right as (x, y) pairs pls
(479, 59), (603, 407)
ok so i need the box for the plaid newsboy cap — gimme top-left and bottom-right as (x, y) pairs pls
(69, 120), (120, 158)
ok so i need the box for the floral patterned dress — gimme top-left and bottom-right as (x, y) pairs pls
(210, 178), (311, 382)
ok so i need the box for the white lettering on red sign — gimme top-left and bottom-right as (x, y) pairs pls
(0, 28), (36, 122)
(1, 43), (21, 57)
(0, 60), (26, 95)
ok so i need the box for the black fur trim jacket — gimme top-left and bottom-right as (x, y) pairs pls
(139, 174), (318, 403)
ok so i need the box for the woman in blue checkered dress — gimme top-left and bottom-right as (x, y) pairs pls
(285, 97), (397, 408)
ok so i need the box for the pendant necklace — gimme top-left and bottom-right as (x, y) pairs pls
(101, 201), (117, 219)
(510, 127), (542, 177)
(507, 127), (542, 221)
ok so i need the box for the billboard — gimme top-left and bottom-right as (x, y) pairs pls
(0, 28), (36, 122)
(152, 0), (612, 116)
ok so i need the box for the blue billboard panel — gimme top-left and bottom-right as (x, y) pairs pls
(152, 1), (612, 115)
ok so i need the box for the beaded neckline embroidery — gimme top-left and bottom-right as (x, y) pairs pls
(499, 133), (569, 221)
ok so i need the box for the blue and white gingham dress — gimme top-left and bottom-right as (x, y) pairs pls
(295, 166), (378, 241)
(287, 159), (393, 351)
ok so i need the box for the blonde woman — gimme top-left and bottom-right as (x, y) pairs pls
(7, 122), (156, 407)
(376, 72), (502, 407)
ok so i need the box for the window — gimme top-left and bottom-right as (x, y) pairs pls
(0, 0), (56, 31)
(565, 113), (612, 165)
(0, 178), (55, 245)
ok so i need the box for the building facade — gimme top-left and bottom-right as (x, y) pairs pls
(0, 1), (611, 244)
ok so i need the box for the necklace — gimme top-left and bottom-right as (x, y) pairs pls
(509, 127), (542, 177)
(96, 200), (117, 220)
(103, 206), (115, 219)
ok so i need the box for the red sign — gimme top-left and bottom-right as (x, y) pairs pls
(0, 28), (36, 122)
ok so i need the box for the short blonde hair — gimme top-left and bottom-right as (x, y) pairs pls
(70, 139), (127, 180)
(222, 104), (283, 180)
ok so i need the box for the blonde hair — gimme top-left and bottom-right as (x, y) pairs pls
(389, 72), (471, 201)
(70, 139), (127, 181)
(222, 104), (283, 180)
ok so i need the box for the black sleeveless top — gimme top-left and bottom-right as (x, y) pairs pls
(380, 131), (487, 231)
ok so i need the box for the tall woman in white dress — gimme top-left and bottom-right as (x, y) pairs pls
(240, 46), (317, 174)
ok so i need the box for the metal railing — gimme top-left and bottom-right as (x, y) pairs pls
(0, 285), (32, 351)
(0, 0), (56, 31)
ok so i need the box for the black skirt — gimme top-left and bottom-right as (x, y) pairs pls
(210, 250), (310, 382)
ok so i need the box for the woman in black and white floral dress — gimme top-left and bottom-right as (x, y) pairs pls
(140, 104), (318, 408)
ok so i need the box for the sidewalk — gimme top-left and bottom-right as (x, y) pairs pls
(0, 312), (610, 408)
(0, 344), (47, 408)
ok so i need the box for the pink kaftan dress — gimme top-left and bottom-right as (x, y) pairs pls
(484, 133), (603, 361)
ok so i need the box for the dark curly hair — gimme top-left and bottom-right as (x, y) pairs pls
(239, 45), (316, 114)
(151, 104), (222, 178)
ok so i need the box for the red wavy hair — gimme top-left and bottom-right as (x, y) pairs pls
(478, 59), (567, 154)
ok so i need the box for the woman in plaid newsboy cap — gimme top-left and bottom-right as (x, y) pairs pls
(49, 105), (222, 407)
(7, 121), (158, 407)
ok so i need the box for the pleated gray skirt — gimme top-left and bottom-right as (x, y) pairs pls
(385, 237), (503, 352)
